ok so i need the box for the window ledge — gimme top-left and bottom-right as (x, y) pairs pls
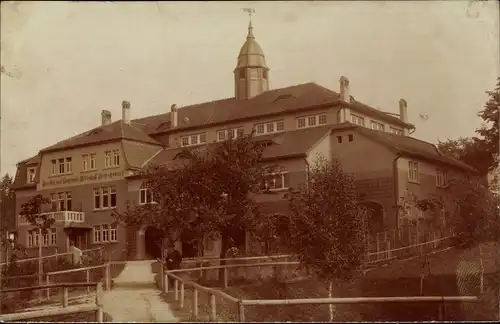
(81, 169), (98, 174)
(92, 241), (118, 245)
(408, 180), (420, 185)
(103, 166), (121, 171)
(49, 173), (74, 179)
(92, 207), (117, 212)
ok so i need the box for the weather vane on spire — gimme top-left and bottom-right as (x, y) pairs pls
(242, 8), (255, 23)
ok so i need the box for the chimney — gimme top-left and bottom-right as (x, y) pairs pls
(399, 98), (408, 123)
(122, 100), (131, 124)
(170, 104), (178, 128)
(339, 76), (350, 102)
(101, 110), (112, 126)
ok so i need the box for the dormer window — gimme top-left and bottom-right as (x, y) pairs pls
(181, 133), (207, 147)
(27, 167), (36, 183)
(371, 121), (385, 132)
(296, 114), (327, 129)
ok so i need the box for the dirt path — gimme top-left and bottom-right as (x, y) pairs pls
(101, 260), (179, 322)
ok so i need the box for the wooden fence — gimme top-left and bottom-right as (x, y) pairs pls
(0, 247), (104, 267)
(160, 260), (478, 321)
(0, 282), (104, 322)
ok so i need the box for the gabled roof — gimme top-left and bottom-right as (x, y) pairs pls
(40, 121), (161, 153)
(132, 82), (412, 136)
(17, 154), (41, 166)
(138, 125), (334, 171)
(330, 123), (477, 172)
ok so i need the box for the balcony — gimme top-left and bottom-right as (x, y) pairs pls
(18, 211), (85, 226)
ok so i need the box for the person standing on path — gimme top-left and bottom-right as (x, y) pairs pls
(165, 243), (182, 286)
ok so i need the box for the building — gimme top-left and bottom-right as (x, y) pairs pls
(11, 21), (475, 261)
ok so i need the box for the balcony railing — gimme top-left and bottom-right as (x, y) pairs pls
(18, 211), (85, 226)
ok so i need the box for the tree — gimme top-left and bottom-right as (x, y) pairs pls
(437, 137), (493, 177)
(285, 157), (368, 321)
(437, 78), (499, 177)
(443, 178), (499, 246)
(115, 131), (268, 282)
(476, 77), (499, 171)
(19, 194), (53, 289)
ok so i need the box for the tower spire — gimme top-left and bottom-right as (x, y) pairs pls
(242, 8), (255, 39)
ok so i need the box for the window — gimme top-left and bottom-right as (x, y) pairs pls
(390, 127), (403, 135)
(254, 120), (285, 136)
(296, 114), (326, 129)
(436, 169), (448, 187)
(93, 224), (118, 243)
(51, 156), (73, 176)
(90, 153), (96, 169)
(112, 150), (120, 166)
(94, 186), (117, 210)
(263, 70), (268, 79)
(260, 169), (290, 190)
(104, 150), (120, 168)
(408, 161), (419, 183)
(27, 167), (36, 183)
(240, 69), (246, 79)
(297, 118), (306, 129)
(348, 134), (354, 142)
(276, 120), (284, 132)
(180, 133), (207, 147)
(337, 136), (343, 143)
(139, 186), (155, 205)
(371, 121), (385, 132)
(104, 151), (111, 168)
(27, 228), (56, 247)
(351, 114), (365, 126)
(65, 157), (72, 173)
(51, 192), (72, 211)
(51, 160), (57, 175)
(216, 128), (245, 142)
(82, 153), (97, 171)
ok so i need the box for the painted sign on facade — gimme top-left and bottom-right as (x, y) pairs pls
(41, 170), (124, 187)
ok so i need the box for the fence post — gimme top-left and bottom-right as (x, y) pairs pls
(180, 281), (185, 309)
(376, 233), (380, 262)
(174, 279), (179, 301)
(105, 263), (111, 291)
(62, 286), (69, 307)
(192, 287), (198, 320)
(45, 274), (50, 300)
(238, 300), (245, 322)
(209, 293), (216, 321)
(437, 302), (446, 321)
(164, 273), (169, 293)
(86, 269), (90, 294)
(95, 282), (104, 322)
(160, 261), (164, 290)
(387, 240), (392, 259)
(223, 267), (228, 289)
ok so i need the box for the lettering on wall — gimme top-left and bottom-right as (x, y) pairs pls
(41, 171), (124, 187)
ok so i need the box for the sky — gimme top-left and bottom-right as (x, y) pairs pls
(1, 1), (499, 177)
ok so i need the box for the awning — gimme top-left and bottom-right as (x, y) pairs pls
(64, 222), (93, 230)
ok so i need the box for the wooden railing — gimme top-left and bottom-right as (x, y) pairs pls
(0, 282), (104, 322)
(365, 234), (455, 264)
(160, 260), (478, 321)
(0, 247), (104, 267)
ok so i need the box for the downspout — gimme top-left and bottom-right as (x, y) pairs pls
(393, 154), (403, 229)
